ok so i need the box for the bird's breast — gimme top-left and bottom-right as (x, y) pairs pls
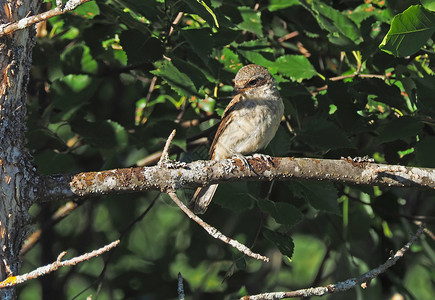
(212, 97), (283, 160)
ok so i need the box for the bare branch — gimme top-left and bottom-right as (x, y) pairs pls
(0, 0), (92, 37)
(158, 129), (177, 167)
(239, 224), (426, 299)
(39, 157), (435, 202)
(178, 272), (185, 300)
(0, 240), (120, 289)
(167, 192), (270, 262)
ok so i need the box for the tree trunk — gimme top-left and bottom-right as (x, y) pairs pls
(0, 1), (41, 298)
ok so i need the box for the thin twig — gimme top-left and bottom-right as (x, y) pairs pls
(278, 31), (299, 43)
(0, 0), (92, 37)
(178, 272), (185, 300)
(239, 224), (426, 299)
(167, 191), (270, 262)
(312, 72), (391, 94)
(158, 129), (177, 166)
(329, 73), (386, 81)
(0, 240), (120, 289)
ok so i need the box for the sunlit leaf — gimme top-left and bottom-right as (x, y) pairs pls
(304, 0), (362, 46)
(421, 0), (435, 12)
(151, 60), (198, 97)
(268, 0), (299, 12)
(71, 0), (100, 19)
(238, 6), (262, 36)
(274, 55), (318, 81)
(379, 5), (435, 57)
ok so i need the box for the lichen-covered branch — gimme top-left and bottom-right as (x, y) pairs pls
(239, 224), (426, 299)
(0, 0), (92, 37)
(0, 240), (119, 289)
(39, 157), (435, 202)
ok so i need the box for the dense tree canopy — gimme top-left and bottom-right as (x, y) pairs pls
(16, 0), (435, 299)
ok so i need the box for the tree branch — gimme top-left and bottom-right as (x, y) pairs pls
(0, 240), (120, 289)
(39, 157), (435, 202)
(0, 0), (92, 37)
(167, 192), (269, 262)
(239, 224), (426, 299)
(178, 272), (185, 300)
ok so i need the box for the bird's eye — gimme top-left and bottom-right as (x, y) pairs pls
(248, 79), (258, 86)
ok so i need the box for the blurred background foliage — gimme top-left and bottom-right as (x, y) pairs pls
(20, 0), (435, 299)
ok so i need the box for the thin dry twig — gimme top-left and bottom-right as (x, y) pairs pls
(167, 191), (270, 262)
(0, 0), (91, 37)
(239, 224), (426, 299)
(158, 129), (177, 166)
(0, 240), (120, 289)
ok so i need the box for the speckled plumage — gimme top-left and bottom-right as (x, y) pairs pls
(191, 64), (284, 214)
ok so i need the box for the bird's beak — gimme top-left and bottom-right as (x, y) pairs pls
(232, 87), (248, 96)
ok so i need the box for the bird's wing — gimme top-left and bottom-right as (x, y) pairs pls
(209, 94), (243, 159)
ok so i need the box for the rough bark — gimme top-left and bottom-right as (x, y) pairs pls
(39, 157), (435, 202)
(0, 1), (41, 298)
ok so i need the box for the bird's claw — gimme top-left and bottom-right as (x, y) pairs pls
(232, 154), (255, 172)
(252, 153), (275, 166)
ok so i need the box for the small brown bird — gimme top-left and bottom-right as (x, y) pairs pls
(190, 64), (284, 214)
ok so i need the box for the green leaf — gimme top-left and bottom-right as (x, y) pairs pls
(379, 5), (435, 57)
(421, 0), (435, 12)
(34, 150), (76, 174)
(216, 47), (242, 73)
(120, 30), (163, 65)
(181, 0), (219, 29)
(273, 55), (318, 81)
(116, 0), (160, 21)
(71, 0), (100, 19)
(236, 39), (274, 66)
(98, 2), (149, 32)
(61, 44), (98, 74)
(377, 116), (423, 144)
(268, 0), (299, 12)
(304, 1), (362, 46)
(71, 119), (128, 149)
(198, 0), (219, 28)
(51, 75), (101, 122)
(237, 6), (263, 36)
(414, 136), (435, 167)
(267, 126), (292, 156)
(151, 60), (198, 97)
(297, 119), (353, 150)
(350, 78), (404, 109)
(291, 181), (339, 214)
(214, 183), (254, 212)
(263, 229), (294, 258)
(258, 199), (302, 227)
(181, 29), (213, 65)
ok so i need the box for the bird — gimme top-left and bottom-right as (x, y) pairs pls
(190, 64), (284, 214)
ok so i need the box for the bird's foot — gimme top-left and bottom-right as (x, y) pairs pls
(232, 153), (255, 172)
(252, 153), (275, 166)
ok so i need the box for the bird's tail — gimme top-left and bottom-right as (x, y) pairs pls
(189, 184), (219, 214)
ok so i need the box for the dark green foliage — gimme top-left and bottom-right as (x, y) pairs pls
(22, 0), (434, 299)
